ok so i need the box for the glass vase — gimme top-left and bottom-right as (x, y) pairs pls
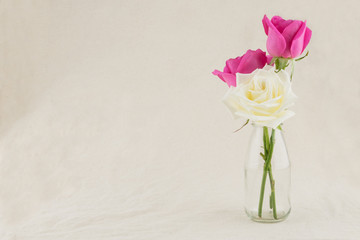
(244, 125), (291, 223)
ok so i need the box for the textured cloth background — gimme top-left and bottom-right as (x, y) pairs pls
(0, 0), (360, 239)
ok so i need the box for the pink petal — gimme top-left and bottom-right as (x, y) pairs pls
(266, 55), (273, 65)
(212, 70), (222, 76)
(263, 16), (286, 57)
(302, 27), (312, 52)
(262, 15), (269, 35)
(225, 56), (242, 74)
(223, 65), (230, 73)
(237, 49), (267, 73)
(220, 73), (236, 87)
(271, 16), (293, 33)
(290, 21), (307, 58)
(271, 15), (285, 24)
(212, 70), (236, 87)
(281, 20), (302, 58)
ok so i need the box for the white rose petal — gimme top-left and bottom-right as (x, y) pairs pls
(222, 67), (297, 128)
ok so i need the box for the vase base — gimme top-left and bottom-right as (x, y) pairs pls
(245, 208), (291, 223)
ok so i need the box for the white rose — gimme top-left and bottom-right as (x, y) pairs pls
(223, 67), (297, 128)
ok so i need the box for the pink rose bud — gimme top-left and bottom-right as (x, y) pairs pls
(262, 15), (312, 59)
(212, 49), (269, 87)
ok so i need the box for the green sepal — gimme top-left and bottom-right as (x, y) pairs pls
(270, 57), (277, 65)
(275, 58), (289, 72)
(233, 119), (249, 133)
(295, 51), (309, 62)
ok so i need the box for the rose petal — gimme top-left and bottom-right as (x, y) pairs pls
(212, 70), (222, 76)
(271, 16), (294, 33)
(213, 71), (236, 87)
(236, 72), (253, 86)
(225, 56), (242, 74)
(237, 49), (267, 73)
(290, 21), (307, 58)
(212, 69), (226, 84)
(222, 67), (296, 128)
(262, 15), (270, 35)
(302, 27), (312, 52)
(281, 20), (303, 58)
(263, 15), (286, 57)
(271, 15), (285, 24)
(222, 87), (242, 119)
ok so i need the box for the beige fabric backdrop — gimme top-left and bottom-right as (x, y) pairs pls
(0, 0), (359, 239)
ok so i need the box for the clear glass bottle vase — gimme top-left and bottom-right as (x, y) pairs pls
(244, 124), (291, 222)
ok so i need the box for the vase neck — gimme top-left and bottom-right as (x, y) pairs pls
(250, 123), (283, 131)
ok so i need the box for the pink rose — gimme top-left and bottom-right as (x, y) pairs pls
(212, 49), (270, 87)
(262, 15), (312, 58)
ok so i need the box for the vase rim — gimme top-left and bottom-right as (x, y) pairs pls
(250, 122), (283, 129)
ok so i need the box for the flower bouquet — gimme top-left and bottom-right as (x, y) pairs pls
(212, 15), (312, 222)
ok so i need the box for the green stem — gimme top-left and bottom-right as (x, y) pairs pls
(258, 164), (268, 217)
(268, 165), (278, 219)
(258, 128), (276, 218)
(258, 127), (269, 216)
(263, 127), (269, 155)
(268, 170), (273, 209)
